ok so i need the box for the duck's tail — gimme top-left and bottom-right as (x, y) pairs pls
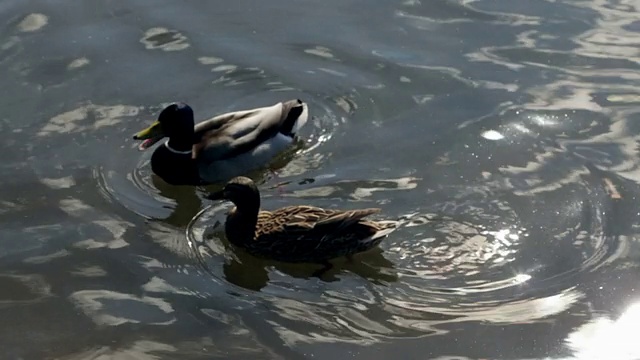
(280, 99), (309, 136)
(352, 220), (399, 251)
(369, 221), (400, 241)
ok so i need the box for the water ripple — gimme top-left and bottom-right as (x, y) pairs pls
(184, 162), (622, 343)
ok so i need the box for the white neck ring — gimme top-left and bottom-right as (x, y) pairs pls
(164, 140), (192, 155)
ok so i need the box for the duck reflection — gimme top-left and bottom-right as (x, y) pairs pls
(151, 174), (207, 228)
(222, 246), (398, 291)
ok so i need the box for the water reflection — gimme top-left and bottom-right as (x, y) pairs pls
(70, 289), (175, 326)
(0, 274), (51, 308)
(565, 300), (640, 359)
(67, 57), (89, 70)
(17, 13), (48, 32)
(2, 0), (640, 357)
(140, 27), (190, 51)
(38, 103), (142, 138)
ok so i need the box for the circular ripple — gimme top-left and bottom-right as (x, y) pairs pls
(185, 167), (621, 341)
(377, 172), (619, 333)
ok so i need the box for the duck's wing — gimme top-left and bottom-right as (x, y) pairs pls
(192, 99), (308, 162)
(253, 206), (388, 260)
(258, 206), (382, 236)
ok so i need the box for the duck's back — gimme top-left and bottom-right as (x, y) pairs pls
(191, 102), (303, 183)
(241, 206), (393, 263)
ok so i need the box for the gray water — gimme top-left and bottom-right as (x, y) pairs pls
(1, 1), (639, 359)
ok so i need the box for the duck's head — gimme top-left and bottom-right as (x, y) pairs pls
(206, 176), (261, 212)
(133, 103), (195, 151)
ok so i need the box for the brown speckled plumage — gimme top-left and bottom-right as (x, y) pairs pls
(207, 177), (398, 263)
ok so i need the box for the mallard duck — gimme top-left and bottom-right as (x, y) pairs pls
(132, 99), (308, 185)
(206, 176), (399, 265)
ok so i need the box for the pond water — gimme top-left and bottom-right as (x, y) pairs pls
(1, 1), (639, 359)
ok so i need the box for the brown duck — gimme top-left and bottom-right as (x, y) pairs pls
(206, 177), (398, 266)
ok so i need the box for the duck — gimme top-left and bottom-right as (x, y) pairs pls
(206, 176), (399, 267)
(132, 99), (309, 186)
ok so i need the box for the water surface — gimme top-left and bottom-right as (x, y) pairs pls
(1, 0), (640, 359)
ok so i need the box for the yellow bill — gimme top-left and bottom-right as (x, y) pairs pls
(132, 121), (164, 151)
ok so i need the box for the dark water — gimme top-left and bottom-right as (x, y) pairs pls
(1, 0), (639, 359)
